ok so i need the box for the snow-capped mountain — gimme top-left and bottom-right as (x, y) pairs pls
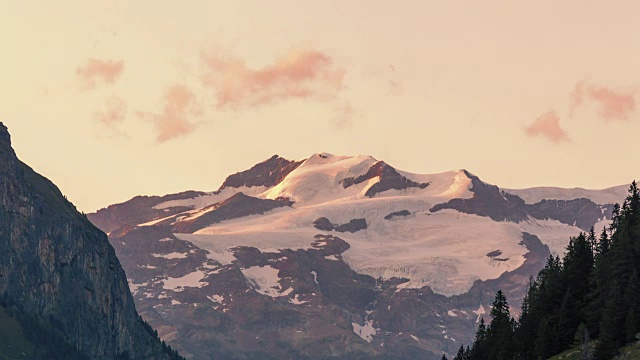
(88, 153), (629, 359)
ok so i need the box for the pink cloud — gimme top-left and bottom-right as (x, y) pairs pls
(568, 79), (587, 117)
(200, 48), (345, 109)
(138, 84), (202, 143)
(76, 58), (124, 90)
(94, 96), (126, 126)
(525, 110), (570, 143)
(569, 80), (636, 121)
(587, 86), (635, 121)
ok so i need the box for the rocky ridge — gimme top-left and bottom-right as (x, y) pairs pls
(0, 122), (174, 359)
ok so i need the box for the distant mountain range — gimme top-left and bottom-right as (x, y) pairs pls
(87, 152), (630, 359)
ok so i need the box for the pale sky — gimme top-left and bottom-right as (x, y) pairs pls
(2, 1), (639, 212)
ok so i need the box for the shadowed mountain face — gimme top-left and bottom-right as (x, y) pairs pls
(89, 192), (204, 235)
(220, 154), (304, 190)
(170, 193), (291, 233)
(340, 160), (429, 197)
(0, 123), (171, 360)
(430, 171), (614, 231)
(87, 153), (628, 359)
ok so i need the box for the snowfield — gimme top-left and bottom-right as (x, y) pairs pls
(133, 153), (625, 296)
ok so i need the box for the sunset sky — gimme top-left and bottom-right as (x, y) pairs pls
(2, 1), (639, 212)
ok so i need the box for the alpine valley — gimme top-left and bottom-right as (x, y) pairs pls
(86, 153), (630, 359)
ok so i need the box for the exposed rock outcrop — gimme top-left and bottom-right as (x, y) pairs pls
(171, 193), (290, 233)
(431, 171), (613, 230)
(88, 192), (202, 234)
(340, 161), (429, 197)
(430, 171), (529, 222)
(313, 217), (368, 233)
(0, 123), (172, 359)
(219, 154), (304, 190)
(384, 210), (411, 220)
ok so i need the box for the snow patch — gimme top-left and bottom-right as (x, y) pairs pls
(241, 265), (291, 298)
(162, 270), (208, 291)
(289, 294), (309, 305)
(352, 320), (378, 343)
(128, 279), (145, 295)
(473, 304), (486, 315)
(152, 252), (188, 259)
(207, 294), (224, 304)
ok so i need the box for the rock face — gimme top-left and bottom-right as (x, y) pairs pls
(86, 153), (630, 359)
(89, 192), (203, 234)
(313, 217), (368, 232)
(431, 171), (614, 231)
(219, 155), (304, 190)
(0, 123), (171, 359)
(340, 161), (429, 197)
(171, 193), (291, 233)
(384, 210), (411, 220)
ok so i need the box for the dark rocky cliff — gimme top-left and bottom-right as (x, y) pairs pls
(0, 123), (172, 359)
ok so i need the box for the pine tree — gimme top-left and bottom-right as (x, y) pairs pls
(514, 279), (538, 359)
(557, 289), (579, 350)
(486, 290), (514, 360)
(534, 317), (554, 360)
(597, 227), (610, 255)
(588, 227), (597, 255)
(595, 282), (623, 360)
(470, 318), (488, 360)
(624, 270), (640, 311)
(627, 181), (639, 221)
(610, 203), (621, 232)
(563, 233), (594, 319)
(625, 308), (638, 343)
(572, 322), (593, 360)
(586, 229), (613, 336)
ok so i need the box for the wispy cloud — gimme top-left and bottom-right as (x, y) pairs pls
(137, 84), (203, 143)
(94, 96), (126, 126)
(569, 79), (636, 121)
(76, 58), (124, 90)
(200, 48), (345, 109)
(388, 80), (404, 97)
(93, 96), (128, 139)
(525, 110), (570, 143)
(333, 103), (356, 130)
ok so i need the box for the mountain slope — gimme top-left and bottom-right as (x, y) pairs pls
(0, 122), (175, 359)
(88, 152), (629, 359)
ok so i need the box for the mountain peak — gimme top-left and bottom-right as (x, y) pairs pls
(0, 122), (11, 147)
(219, 154), (304, 190)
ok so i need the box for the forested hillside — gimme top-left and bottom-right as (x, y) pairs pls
(453, 181), (640, 360)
